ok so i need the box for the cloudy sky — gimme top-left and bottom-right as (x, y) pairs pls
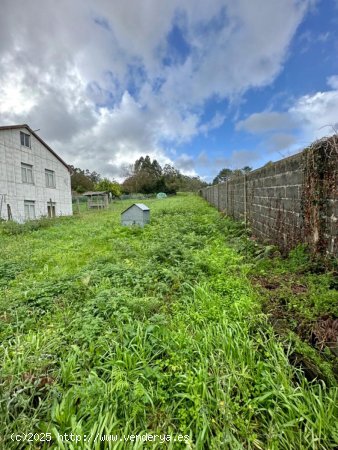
(1, 0), (338, 181)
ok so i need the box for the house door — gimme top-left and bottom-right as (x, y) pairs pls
(47, 202), (56, 218)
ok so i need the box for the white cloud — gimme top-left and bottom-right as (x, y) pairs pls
(199, 112), (226, 134)
(0, 73), (36, 115)
(159, 0), (313, 106)
(327, 75), (338, 90)
(174, 153), (199, 176)
(176, 148), (262, 174)
(0, 0), (314, 177)
(267, 134), (297, 151)
(234, 87), (338, 155)
(53, 92), (175, 179)
(236, 112), (297, 133)
(227, 149), (262, 168)
(289, 89), (338, 140)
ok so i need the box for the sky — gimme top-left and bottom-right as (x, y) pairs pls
(0, 0), (337, 182)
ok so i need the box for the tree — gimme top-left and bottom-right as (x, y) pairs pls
(212, 168), (233, 184)
(232, 169), (244, 177)
(87, 170), (101, 184)
(123, 155), (164, 194)
(151, 159), (162, 178)
(212, 166), (253, 184)
(70, 165), (97, 193)
(134, 157), (144, 174)
(95, 178), (121, 197)
(122, 156), (207, 194)
(179, 175), (208, 191)
(162, 164), (182, 194)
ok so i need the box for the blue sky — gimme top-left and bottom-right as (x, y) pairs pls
(0, 0), (337, 181)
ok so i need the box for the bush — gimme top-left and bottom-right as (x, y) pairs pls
(0, 217), (55, 235)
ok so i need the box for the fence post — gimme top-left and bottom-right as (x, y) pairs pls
(244, 174), (247, 226)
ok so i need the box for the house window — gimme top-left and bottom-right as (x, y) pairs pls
(45, 169), (56, 188)
(20, 131), (31, 147)
(47, 201), (56, 218)
(24, 200), (35, 220)
(21, 163), (34, 184)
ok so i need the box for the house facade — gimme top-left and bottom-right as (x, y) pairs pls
(0, 124), (72, 222)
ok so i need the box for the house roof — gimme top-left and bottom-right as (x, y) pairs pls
(0, 124), (70, 172)
(122, 203), (150, 214)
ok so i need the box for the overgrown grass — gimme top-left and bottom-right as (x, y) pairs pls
(0, 195), (337, 449)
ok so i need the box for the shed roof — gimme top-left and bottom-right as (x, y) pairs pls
(0, 124), (70, 172)
(122, 203), (150, 214)
(82, 191), (108, 196)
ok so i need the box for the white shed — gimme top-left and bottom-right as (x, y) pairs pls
(121, 203), (150, 227)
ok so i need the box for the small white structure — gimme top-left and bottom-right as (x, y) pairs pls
(0, 124), (72, 222)
(121, 203), (150, 227)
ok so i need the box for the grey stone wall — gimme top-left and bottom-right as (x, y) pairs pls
(201, 135), (338, 256)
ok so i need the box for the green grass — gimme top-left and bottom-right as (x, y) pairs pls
(0, 195), (337, 449)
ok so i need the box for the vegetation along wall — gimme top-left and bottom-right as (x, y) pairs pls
(200, 135), (338, 256)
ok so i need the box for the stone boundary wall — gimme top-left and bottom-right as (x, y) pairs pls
(200, 135), (338, 256)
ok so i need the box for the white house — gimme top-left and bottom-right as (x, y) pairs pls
(0, 124), (72, 222)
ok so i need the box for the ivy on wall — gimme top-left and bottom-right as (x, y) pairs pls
(302, 135), (338, 255)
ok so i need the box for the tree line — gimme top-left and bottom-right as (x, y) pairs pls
(70, 156), (207, 196)
(122, 156), (207, 194)
(69, 166), (122, 196)
(212, 166), (252, 184)
(70, 158), (253, 195)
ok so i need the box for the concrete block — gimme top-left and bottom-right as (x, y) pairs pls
(285, 186), (299, 199)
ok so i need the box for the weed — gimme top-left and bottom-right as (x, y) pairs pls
(0, 195), (337, 449)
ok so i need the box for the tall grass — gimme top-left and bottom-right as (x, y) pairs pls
(0, 195), (337, 449)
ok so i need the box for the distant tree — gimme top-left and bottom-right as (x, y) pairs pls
(151, 159), (163, 178)
(163, 164), (180, 178)
(179, 175), (208, 192)
(70, 165), (98, 193)
(232, 169), (244, 177)
(162, 164), (181, 194)
(95, 178), (121, 196)
(123, 155), (164, 194)
(134, 157), (144, 174)
(212, 168), (233, 184)
(88, 171), (101, 184)
(212, 166), (253, 184)
(122, 157), (207, 194)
